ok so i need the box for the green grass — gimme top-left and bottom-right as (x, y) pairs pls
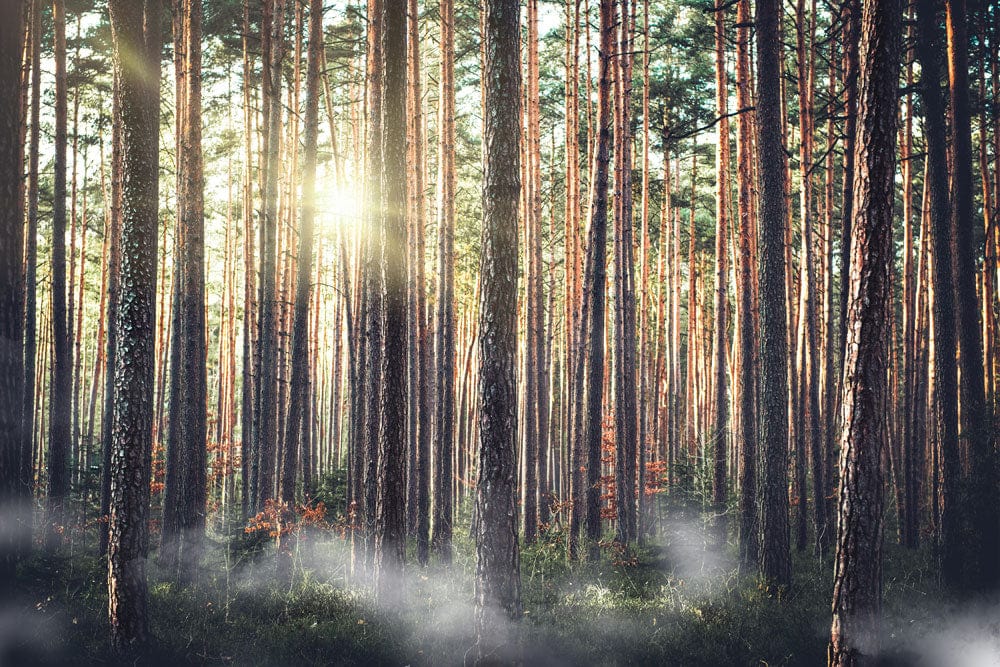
(3, 510), (959, 666)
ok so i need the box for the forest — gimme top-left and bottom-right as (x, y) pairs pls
(0, 0), (998, 664)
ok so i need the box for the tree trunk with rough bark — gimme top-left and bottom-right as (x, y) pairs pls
(828, 0), (901, 662)
(475, 0), (523, 656)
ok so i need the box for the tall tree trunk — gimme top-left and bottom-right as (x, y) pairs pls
(239, 0), (256, 522)
(48, 0), (73, 540)
(107, 0), (161, 652)
(168, 0), (208, 576)
(521, 0), (541, 546)
(915, 0), (962, 591)
(432, 0), (456, 565)
(279, 0), (322, 576)
(100, 64), (123, 556)
(755, 0), (791, 593)
(734, 0), (758, 571)
(569, 0), (613, 561)
(946, 0), (1000, 591)
(613, 0), (638, 547)
(828, 0), (901, 662)
(710, 0), (730, 543)
(475, 0), (523, 654)
(0, 0), (26, 575)
(839, 0), (860, 362)
(21, 0), (41, 508)
(255, 0), (286, 512)
(360, 0), (384, 574)
(374, 0), (407, 601)
(406, 0), (432, 567)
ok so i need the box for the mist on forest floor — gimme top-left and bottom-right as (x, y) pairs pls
(4, 501), (1000, 665)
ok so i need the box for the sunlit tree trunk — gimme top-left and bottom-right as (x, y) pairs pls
(107, 0), (161, 651)
(279, 0), (322, 578)
(710, 0), (729, 543)
(734, 0), (757, 570)
(374, 0), (407, 601)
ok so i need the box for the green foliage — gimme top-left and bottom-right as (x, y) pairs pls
(6, 519), (963, 666)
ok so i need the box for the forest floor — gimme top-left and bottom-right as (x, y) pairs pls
(5, 503), (998, 666)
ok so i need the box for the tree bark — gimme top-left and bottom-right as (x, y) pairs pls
(755, 0), (791, 593)
(48, 0), (73, 540)
(374, 0), (407, 601)
(915, 0), (962, 591)
(734, 0), (758, 571)
(107, 0), (161, 652)
(828, 0), (901, 662)
(711, 0), (730, 543)
(432, 0), (456, 566)
(475, 0), (523, 656)
(254, 0), (286, 512)
(613, 0), (638, 548)
(569, 0), (613, 561)
(0, 0), (26, 576)
(946, 0), (1000, 591)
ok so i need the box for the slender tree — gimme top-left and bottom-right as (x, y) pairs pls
(49, 0), (72, 539)
(710, 0), (729, 542)
(21, 0), (41, 511)
(734, 0), (758, 570)
(433, 0), (456, 565)
(254, 0), (286, 512)
(613, 0), (638, 547)
(280, 0), (322, 574)
(569, 0), (613, 561)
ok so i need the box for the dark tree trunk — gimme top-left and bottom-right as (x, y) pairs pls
(475, 0), (523, 656)
(254, 0), (286, 512)
(828, 0), (901, 662)
(0, 0), (26, 576)
(755, 0), (791, 593)
(613, 0), (638, 547)
(915, 0), (963, 591)
(279, 0), (322, 577)
(21, 0), (41, 511)
(432, 0), (456, 565)
(946, 0), (1000, 591)
(49, 0), (73, 538)
(374, 0), (407, 600)
(569, 0), (613, 561)
(107, 0), (161, 652)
